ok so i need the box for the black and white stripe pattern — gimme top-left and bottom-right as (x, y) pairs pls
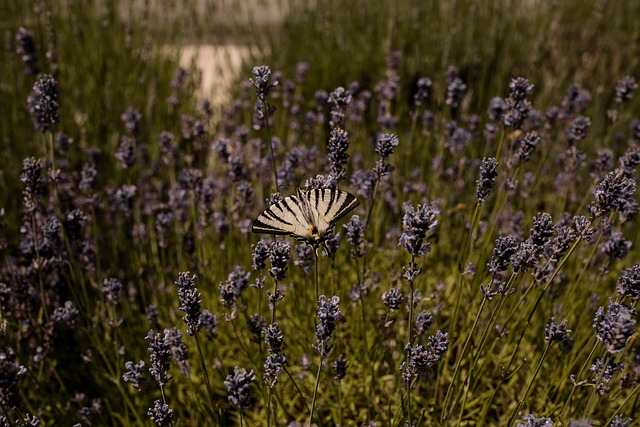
(252, 188), (360, 243)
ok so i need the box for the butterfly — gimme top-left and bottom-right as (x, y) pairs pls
(252, 188), (360, 246)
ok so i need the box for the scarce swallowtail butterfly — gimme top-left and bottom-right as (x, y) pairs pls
(252, 188), (360, 246)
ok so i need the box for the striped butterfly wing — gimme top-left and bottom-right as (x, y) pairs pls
(251, 194), (312, 236)
(307, 188), (360, 227)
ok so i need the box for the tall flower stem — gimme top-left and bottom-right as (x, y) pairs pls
(263, 104), (279, 193)
(406, 254), (416, 426)
(194, 334), (216, 418)
(309, 356), (323, 425)
(506, 341), (551, 427)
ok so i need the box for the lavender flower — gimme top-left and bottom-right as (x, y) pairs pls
(322, 231), (342, 258)
(382, 288), (404, 311)
(294, 243), (314, 275)
(488, 235), (519, 275)
(20, 157), (46, 212)
(122, 361), (146, 391)
(402, 331), (449, 382)
(589, 172), (637, 218)
(333, 354), (348, 381)
(165, 328), (190, 376)
(344, 215), (365, 259)
(147, 400), (173, 427)
(250, 65), (276, 101)
(413, 77), (432, 107)
(516, 414), (554, 427)
(328, 86), (352, 128)
(268, 241), (291, 282)
(146, 330), (171, 387)
(487, 97), (507, 121)
(27, 74), (59, 132)
(590, 356), (624, 394)
(175, 272), (201, 336)
(615, 76), (637, 104)
(121, 107), (142, 136)
(247, 314), (266, 343)
(0, 356), (26, 410)
(115, 136), (136, 169)
(516, 132), (540, 163)
(476, 158), (499, 202)
(225, 367), (256, 409)
(16, 27), (39, 75)
(446, 77), (467, 109)
(327, 128), (350, 181)
(264, 354), (287, 388)
(414, 310), (433, 335)
(610, 414), (632, 427)
(530, 212), (554, 249)
(593, 299), (636, 354)
(573, 216), (595, 241)
(102, 278), (124, 305)
(565, 116), (591, 143)
(200, 310), (219, 340)
(374, 133), (399, 176)
(601, 229), (632, 261)
(313, 295), (343, 357)
(398, 201), (440, 256)
(545, 318), (571, 343)
(617, 264), (640, 299)
(264, 322), (284, 354)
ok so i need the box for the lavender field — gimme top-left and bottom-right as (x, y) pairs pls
(1, 0), (640, 426)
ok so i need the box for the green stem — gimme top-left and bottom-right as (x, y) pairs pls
(310, 355), (324, 425)
(194, 334), (216, 417)
(263, 101), (279, 193)
(441, 298), (487, 423)
(506, 341), (551, 427)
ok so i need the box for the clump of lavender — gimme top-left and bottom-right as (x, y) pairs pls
(328, 86), (352, 128)
(414, 310), (433, 335)
(121, 107), (142, 137)
(515, 132), (540, 164)
(487, 235), (519, 275)
(610, 414), (632, 427)
(268, 241), (291, 283)
(398, 201), (440, 258)
(516, 414), (554, 427)
(20, 157), (46, 212)
(589, 356), (625, 394)
(565, 116), (591, 144)
(147, 400), (173, 427)
(413, 77), (433, 108)
(27, 74), (59, 132)
(593, 298), (636, 354)
(402, 330), (449, 383)
(0, 355), (26, 410)
(16, 27), (39, 75)
(122, 360), (146, 391)
(327, 127), (350, 181)
(165, 328), (190, 377)
(175, 272), (201, 335)
(502, 77), (533, 130)
(344, 215), (365, 259)
(225, 367), (256, 410)
(199, 310), (218, 341)
(146, 330), (172, 388)
(218, 266), (251, 313)
(445, 66), (467, 109)
(102, 278), (124, 305)
(263, 322), (287, 388)
(250, 65), (277, 131)
(333, 354), (348, 381)
(476, 157), (499, 202)
(588, 171), (637, 218)
(313, 295), (343, 357)
(614, 76), (637, 104)
(545, 318), (571, 343)
(373, 133), (400, 177)
(617, 263), (640, 299)
(382, 287), (404, 312)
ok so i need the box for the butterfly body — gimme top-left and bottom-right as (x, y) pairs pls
(252, 188), (360, 245)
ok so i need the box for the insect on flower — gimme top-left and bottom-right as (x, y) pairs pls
(252, 188), (359, 249)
